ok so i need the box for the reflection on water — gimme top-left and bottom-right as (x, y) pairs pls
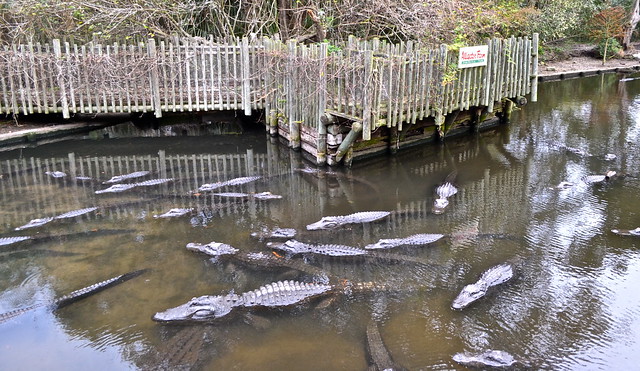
(1, 72), (640, 370)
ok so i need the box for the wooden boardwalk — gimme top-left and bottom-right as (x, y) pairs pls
(0, 35), (538, 164)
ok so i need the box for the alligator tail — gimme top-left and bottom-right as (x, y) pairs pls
(54, 268), (149, 310)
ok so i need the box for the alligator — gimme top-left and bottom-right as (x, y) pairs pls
(432, 171), (458, 215)
(14, 207), (99, 230)
(152, 278), (397, 324)
(582, 170), (617, 184)
(549, 181), (575, 190)
(266, 239), (436, 267)
(53, 207), (99, 220)
(103, 170), (151, 184)
(1, 229), (135, 250)
(452, 350), (520, 369)
(198, 175), (263, 192)
(134, 178), (174, 187)
(152, 280), (333, 323)
(366, 320), (407, 371)
(95, 178), (173, 194)
(14, 217), (54, 231)
(0, 268), (148, 324)
(611, 227), (640, 236)
(212, 191), (282, 200)
(452, 262), (515, 310)
(364, 233), (445, 250)
(268, 239), (369, 256)
(45, 171), (67, 178)
(95, 183), (138, 194)
(306, 211), (391, 230)
(185, 242), (328, 277)
(153, 208), (194, 218)
(250, 226), (297, 241)
(0, 236), (32, 246)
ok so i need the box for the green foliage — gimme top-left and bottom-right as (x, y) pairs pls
(528, 0), (603, 42)
(598, 37), (623, 59)
(442, 63), (459, 86)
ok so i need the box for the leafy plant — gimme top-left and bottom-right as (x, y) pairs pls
(588, 7), (626, 64)
(597, 37), (623, 60)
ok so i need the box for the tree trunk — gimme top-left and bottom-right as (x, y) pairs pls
(278, 0), (291, 40)
(623, 0), (640, 50)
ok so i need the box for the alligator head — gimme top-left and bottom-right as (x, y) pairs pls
(186, 241), (239, 257)
(266, 239), (311, 254)
(432, 198), (449, 214)
(306, 211), (391, 230)
(306, 216), (341, 230)
(152, 294), (242, 323)
(452, 350), (518, 368)
(451, 282), (489, 310)
(611, 227), (640, 236)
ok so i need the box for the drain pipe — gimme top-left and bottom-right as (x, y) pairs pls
(334, 122), (363, 164)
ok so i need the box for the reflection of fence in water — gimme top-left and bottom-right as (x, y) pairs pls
(0, 141), (528, 231)
(0, 149), (294, 227)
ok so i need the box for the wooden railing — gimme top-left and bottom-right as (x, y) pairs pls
(0, 35), (538, 142)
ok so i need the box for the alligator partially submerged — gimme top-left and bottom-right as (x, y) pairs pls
(212, 191), (282, 200)
(452, 263), (515, 310)
(250, 226), (297, 241)
(185, 241), (328, 277)
(364, 233), (445, 250)
(266, 239), (436, 267)
(611, 227), (640, 236)
(45, 170), (67, 178)
(153, 208), (194, 219)
(103, 170), (151, 184)
(95, 178), (173, 194)
(13, 207), (101, 230)
(582, 170), (617, 184)
(452, 350), (520, 369)
(0, 268), (148, 324)
(306, 211), (391, 230)
(198, 175), (263, 192)
(0, 236), (32, 246)
(432, 171), (458, 215)
(0, 229), (135, 250)
(153, 278), (396, 324)
(268, 239), (369, 256)
(366, 320), (407, 371)
(153, 280), (333, 323)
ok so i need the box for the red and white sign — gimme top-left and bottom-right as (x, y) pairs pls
(458, 45), (488, 68)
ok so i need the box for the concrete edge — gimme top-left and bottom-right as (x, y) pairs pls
(538, 64), (640, 82)
(0, 122), (114, 149)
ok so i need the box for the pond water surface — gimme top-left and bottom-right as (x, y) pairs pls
(1, 72), (640, 370)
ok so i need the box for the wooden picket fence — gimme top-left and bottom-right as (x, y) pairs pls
(0, 34), (538, 142)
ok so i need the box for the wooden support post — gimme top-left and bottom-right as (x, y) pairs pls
(362, 50), (374, 141)
(316, 43), (329, 166)
(335, 122), (363, 163)
(389, 126), (399, 154)
(268, 109), (278, 137)
(502, 99), (514, 124)
(148, 39), (162, 118)
(52, 39), (70, 119)
(471, 107), (483, 132)
(435, 112), (445, 140)
(530, 33), (539, 102)
(241, 37), (252, 116)
(290, 120), (301, 150)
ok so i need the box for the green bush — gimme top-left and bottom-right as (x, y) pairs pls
(597, 37), (623, 59)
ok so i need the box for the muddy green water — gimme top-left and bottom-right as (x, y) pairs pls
(1, 72), (640, 370)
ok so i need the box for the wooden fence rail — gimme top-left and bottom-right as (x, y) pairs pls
(0, 34), (538, 145)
